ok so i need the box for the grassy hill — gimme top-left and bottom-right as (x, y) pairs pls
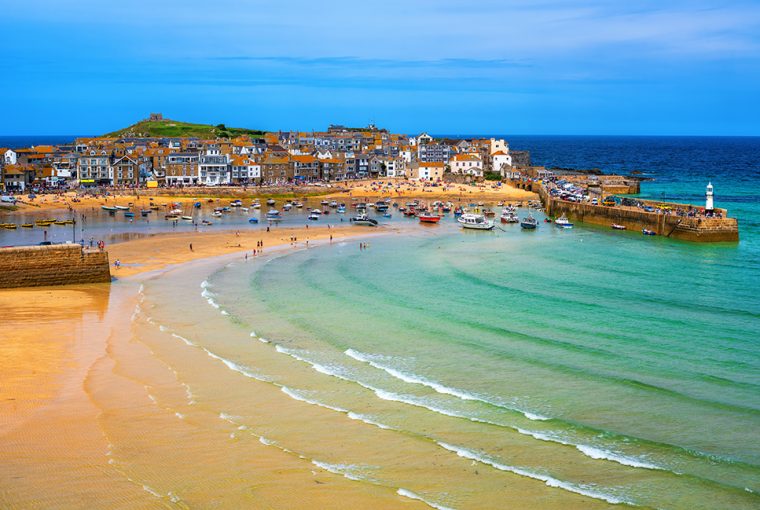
(104, 118), (267, 138)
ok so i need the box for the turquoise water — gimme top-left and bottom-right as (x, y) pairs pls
(196, 213), (759, 509)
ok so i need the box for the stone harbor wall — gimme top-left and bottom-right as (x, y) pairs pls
(0, 244), (111, 288)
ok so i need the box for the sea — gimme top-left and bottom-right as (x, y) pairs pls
(2, 135), (760, 508)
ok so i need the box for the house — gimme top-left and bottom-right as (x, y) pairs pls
(2, 164), (36, 191)
(230, 155), (259, 184)
(1, 148), (18, 166)
(199, 149), (230, 186)
(449, 153), (483, 176)
(418, 143), (450, 163)
(77, 150), (112, 186)
(112, 155), (140, 186)
(319, 157), (346, 181)
(491, 151), (513, 177)
(260, 155), (291, 184)
(290, 155), (319, 181)
(165, 152), (200, 186)
(413, 161), (445, 181)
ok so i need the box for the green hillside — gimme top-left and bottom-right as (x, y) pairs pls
(104, 118), (267, 138)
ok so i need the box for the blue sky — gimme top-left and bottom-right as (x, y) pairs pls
(2, 0), (760, 135)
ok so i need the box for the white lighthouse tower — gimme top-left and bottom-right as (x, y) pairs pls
(705, 182), (714, 213)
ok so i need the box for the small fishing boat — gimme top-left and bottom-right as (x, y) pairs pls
(642, 229), (656, 236)
(418, 213), (441, 224)
(266, 198), (276, 206)
(375, 201), (389, 212)
(555, 214), (574, 228)
(241, 207), (249, 212)
(251, 202), (261, 209)
(544, 218), (553, 223)
(282, 203), (292, 211)
(248, 217), (259, 224)
(293, 201), (304, 208)
(482, 208), (496, 218)
(321, 200), (330, 206)
(520, 214), (538, 230)
(230, 200), (242, 207)
(114, 205), (130, 210)
(458, 213), (494, 230)
(350, 213), (378, 226)
(36, 219), (56, 226)
(170, 209), (183, 215)
(194, 202), (202, 208)
(124, 212), (135, 218)
(308, 212), (320, 221)
(141, 209), (151, 216)
(329, 201), (338, 208)
(500, 210), (519, 223)
(201, 220), (213, 226)
(21, 223), (34, 228)
(101, 206), (117, 212)
(453, 207), (463, 218)
(266, 209), (281, 220)
(165, 214), (179, 220)
(337, 206), (346, 214)
(383, 213), (392, 218)
(2, 223), (18, 229)
(611, 224), (627, 230)
(181, 215), (193, 221)
(211, 211), (223, 218)
(150, 205), (160, 211)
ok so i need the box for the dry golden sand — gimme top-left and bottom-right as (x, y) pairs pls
(0, 225), (426, 509)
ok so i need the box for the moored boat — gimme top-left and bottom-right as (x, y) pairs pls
(350, 213), (378, 226)
(101, 206), (117, 211)
(500, 209), (519, 223)
(266, 198), (276, 206)
(21, 223), (34, 228)
(555, 214), (574, 228)
(520, 214), (538, 230)
(114, 205), (130, 210)
(611, 223), (627, 230)
(248, 217), (259, 223)
(642, 229), (656, 236)
(457, 213), (494, 230)
(418, 213), (441, 224)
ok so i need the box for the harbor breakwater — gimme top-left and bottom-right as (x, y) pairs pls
(0, 244), (111, 288)
(513, 181), (739, 242)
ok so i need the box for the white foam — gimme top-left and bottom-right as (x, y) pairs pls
(158, 325), (169, 332)
(281, 387), (348, 413)
(436, 442), (632, 506)
(204, 349), (268, 381)
(576, 445), (661, 470)
(168, 492), (181, 504)
(312, 460), (364, 481)
(249, 331), (257, 337)
(171, 333), (194, 346)
(219, 412), (241, 424)
(347, 412), (394, 430)
(259, 436), (275, 446)
(221, 310), (229, 316)
(142, 485), (162, 498)
(175, 412), (185, 420)
(258, 337), (270, 344)
(345, 349), (549, 421)
(200, 280), (210, 289)
(396, 488), (455, 510)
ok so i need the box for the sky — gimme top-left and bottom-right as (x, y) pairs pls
(2, 0), (760, 136)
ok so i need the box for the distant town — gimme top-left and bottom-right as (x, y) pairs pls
(0, 113), (532, 192)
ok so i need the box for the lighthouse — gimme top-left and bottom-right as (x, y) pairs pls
(705, 182), (714, 213)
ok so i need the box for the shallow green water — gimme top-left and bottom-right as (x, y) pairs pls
(197, 215), (759, 509)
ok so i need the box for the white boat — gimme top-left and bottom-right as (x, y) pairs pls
(283, 203), (292, 211)
(212, 211), (223, 217)
(251, 202), (261, 209)
(350, 213), (378, 226)
(181, 215), (193, 221)
(266, 209), (281, 218)
(311, 208), (322, 215)
(308, 212), (320, 221)
(114, 205), (130, 210)
(266, 199), (275, 206)
(555, 214), (574, 228)
(500, 209), (519, 223)
(170, 209), (182, 215)
(458, 213), (494, 230)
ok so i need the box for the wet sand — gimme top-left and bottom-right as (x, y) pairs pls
(0, 224), (423, 509)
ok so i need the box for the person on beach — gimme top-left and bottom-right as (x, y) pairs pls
(189, 243), (193, 251)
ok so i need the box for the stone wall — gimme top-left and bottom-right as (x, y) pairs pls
(546, 200), (739, 242)
(0, 244), (111, 288)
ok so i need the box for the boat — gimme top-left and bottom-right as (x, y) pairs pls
(2, 223), (18, 229)
(350, 213), (378, 226)
(101, 206), (118, 212)
(642, 229), (656, 236)
(248, 217), (259, 224)
(321, 200), (330, 206)
(482, 208), (496, 218)
(124, 212), (135, 218)
(555, 214), (574, 228)
(211, 211), (223, 218)
(329, 201), (338, 208)
(266, 209), (282, 221)
(311, 208), (322, 215)
(170, 209), (183, 215)
(500, 210), (519, 223)
(201, 220), (213, 226)
(241, 207), (249, 212)
(337, 206), (346, 214)
(54, 221), (68, 226)
(457, 213), (494, 230)
(611, 223), (627, 230)
(520, 214), (538, 230)
(418, 213), (441, 224)
(383, 213), (392, 218)
(165, 214), (179, 220)
(194, 202), (202, 208)
(251, 202), (261, 209)
(21, 223), (34, 228)
(114, 205), (130, 210)
(230, 200), (242, 207)
(141, 209), (151, 216)
(282, 203), (292, 211)
(266, 198), (276, 206)
(308, 212), (320, 221)
(35, 219), (56, 226)
(293, 201), (303, 208)
(544, 218), (553, 223)
(453, 207), (463, 218)
(375, 201), (389, 212)
(150, 205), (160, 211)
(181, 215), (193, 221)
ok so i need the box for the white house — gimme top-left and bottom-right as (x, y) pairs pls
(1, 148), (17, 166)
(449, 153), (483, 176)
(199, 148), (230, 185)
(491, 151), (513, 176)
